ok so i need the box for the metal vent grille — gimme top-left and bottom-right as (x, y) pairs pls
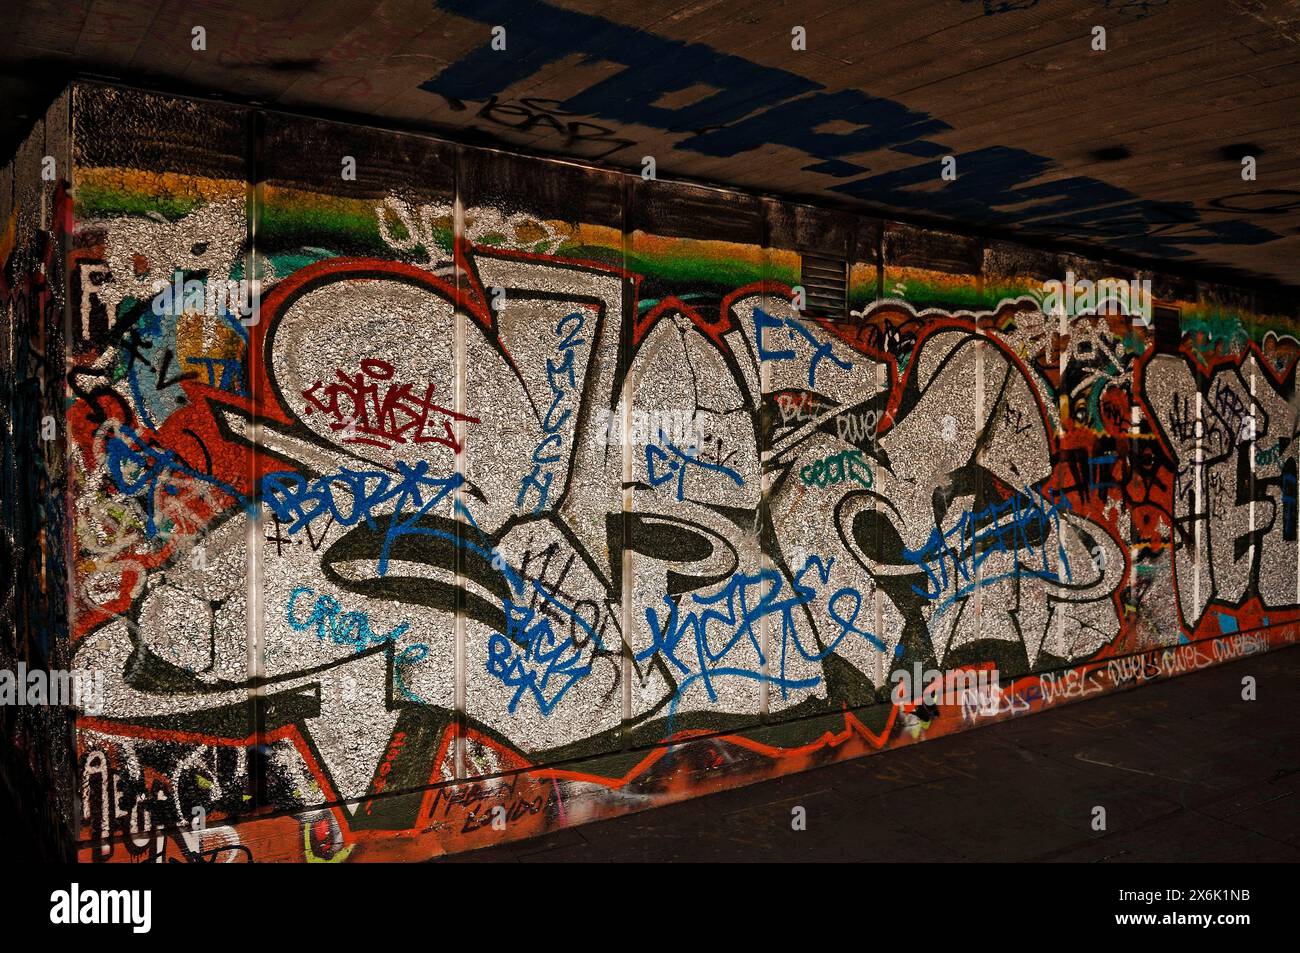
(800, 254), (848, 319)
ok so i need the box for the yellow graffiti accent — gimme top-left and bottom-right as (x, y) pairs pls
(303, 823), (355, 863)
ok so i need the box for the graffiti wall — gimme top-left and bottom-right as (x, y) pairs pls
(0, 90), (75, 860)
(7, 82), (1299, 861)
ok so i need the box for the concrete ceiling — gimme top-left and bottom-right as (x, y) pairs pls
(3, 0), (1299, 291)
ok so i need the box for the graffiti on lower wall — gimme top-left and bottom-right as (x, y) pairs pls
(35, 85), (1300, 861)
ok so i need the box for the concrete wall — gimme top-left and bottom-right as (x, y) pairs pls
(0, 89), (75, 861)
(7, 81), (1298, 861)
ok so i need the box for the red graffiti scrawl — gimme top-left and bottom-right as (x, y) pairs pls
(301, 357), (480, 452)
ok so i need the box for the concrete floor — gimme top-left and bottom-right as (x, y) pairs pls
(439, 646), (1300, 863)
